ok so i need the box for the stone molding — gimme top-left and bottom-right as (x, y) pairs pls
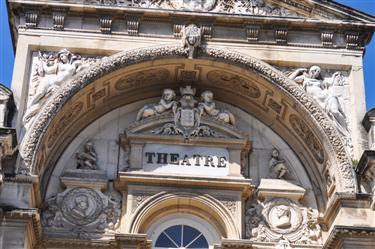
(323, 226), (375, 249)
(19, 45), (355, 195)
(9, 1), (375, 50)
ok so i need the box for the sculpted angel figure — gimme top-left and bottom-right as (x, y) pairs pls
(76, 142), (98, 170)
(199, 90), (235, 125)
(289, 65), (348, 133)
(24, 49), (85, 128)
(136, 88), (176, 121)
(269, 148), (287, 179)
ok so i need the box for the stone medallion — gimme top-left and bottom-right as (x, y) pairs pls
(61, 188), (104, 226)
(262, 198), (303, 234)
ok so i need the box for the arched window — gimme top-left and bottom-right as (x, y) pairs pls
(148, 214), (220, 249)
(155, 225), (209, 249)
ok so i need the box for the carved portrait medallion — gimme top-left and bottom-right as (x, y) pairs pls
(61, 188), (104, 226)
(262, 198), (303, 234)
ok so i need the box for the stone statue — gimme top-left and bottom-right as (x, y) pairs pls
(182, 24), (201, 59)
(269, 148), (288, 179)
(24, 49), (90, 129)
(136, 88), (176, 121)
(76, 142), (98, 170)
(289, 66), (348, 134)
(275, 205), (292, 229)
(199, 90), (235, 125)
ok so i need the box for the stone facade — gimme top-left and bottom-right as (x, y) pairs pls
(1, 0), (375, 249)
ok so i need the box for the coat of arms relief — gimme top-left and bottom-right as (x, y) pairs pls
(136, 86), (236, 138)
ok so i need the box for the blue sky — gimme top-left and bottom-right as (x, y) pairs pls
(0, 0), (374, 110)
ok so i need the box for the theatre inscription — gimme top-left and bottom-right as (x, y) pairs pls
(142, 144), (230, 176)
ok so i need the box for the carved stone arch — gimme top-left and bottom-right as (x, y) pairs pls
(129, 192), (239, 239)
(19, 45), (356, 208)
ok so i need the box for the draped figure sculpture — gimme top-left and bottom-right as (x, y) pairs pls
(24, 49), (86, 129)
(289, 65), (348, 134)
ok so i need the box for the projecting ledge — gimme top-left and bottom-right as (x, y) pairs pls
(116, 171), (254, 197)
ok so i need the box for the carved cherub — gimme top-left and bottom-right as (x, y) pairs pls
(269, 148), (288, 179)
(76, 142), (98, 170)
(136, 88), (176, 121)
(199, 90), (235, 125)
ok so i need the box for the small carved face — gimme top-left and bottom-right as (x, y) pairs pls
(276, 205), (290, 218)
(75, 196), (89, 210)
(162, 89), (176, 102)
(201, 91), (213, 103)
(187, 35), (197, 46)
(85, 142), (93, 151)
(309, 66), (321, 79)
(272, 149), (279, 158)
(59, 53), (69, 64)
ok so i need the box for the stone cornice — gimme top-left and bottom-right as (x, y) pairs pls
(7, 0), (375, 50)
(323, 226), (375, 249)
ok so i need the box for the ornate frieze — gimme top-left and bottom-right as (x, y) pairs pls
(83, 0), (298, 17)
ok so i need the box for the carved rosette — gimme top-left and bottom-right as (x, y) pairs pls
(246, 198), (322, 245)
(42, 187), (121, 238)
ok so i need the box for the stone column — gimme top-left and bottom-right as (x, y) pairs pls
(362, 108), (375, 150)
